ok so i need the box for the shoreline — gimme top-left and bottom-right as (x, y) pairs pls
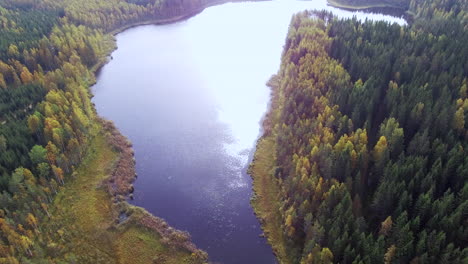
(98, 118), (208, 260)
(46, 122), (208, 263)
(86, 1), (264, 261)
(325, 0), (413, 22)
(85, 1), (253, 261)
(326, 0), (402, 10)
(249, 136), (292, 264)
(91, 0), (262, 76)
(88, 1), (411, 263)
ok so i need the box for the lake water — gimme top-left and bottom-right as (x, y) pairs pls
(92, 1), (405, 263)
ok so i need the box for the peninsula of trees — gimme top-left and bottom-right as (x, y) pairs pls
(251, 0), (467, 263)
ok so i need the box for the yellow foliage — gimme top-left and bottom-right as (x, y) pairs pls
(460, 81), (467, 99)
(26, 214), (38, 229)
(0, 73), (6, 89)
(379, 216), (393, 236)
(287, 226), (296, 237)
(384, 245), (397, 264)
(285, 214), (293, 227)
(20, 67), (33, 84)
(310, 145), (319, 157)
(7, 44), (19, 57)
(350, 150), (358, 168)
(373, 136), (388, 162)
(319, 247), (334, 263)
(358, 129), (368, 145)
(453, 107), (465, 133)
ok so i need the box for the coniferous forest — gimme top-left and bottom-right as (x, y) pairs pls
(0, 0), (228, 263)
(251, 0), (467, 263)
(0, 0), (467, 263)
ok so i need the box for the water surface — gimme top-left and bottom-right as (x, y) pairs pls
(92, 1), (404, 263)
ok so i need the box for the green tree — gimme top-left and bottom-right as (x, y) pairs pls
(29, 145), (47, 164)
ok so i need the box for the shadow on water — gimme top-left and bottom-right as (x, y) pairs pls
(333, 5), (413, 22)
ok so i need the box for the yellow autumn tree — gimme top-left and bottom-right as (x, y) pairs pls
(26, 213), (38, 231)
(20, 67), (33, 84)
(379, 216), (393, 236)
(373, 136), (388, 162)
(0, 73), (6, 89)
(318, 247), (334, 264)
(384, 245), (397, 264)
(7, 44), (19, 58)
(453, 107), (465, 134)
(27, 114), (41, 137)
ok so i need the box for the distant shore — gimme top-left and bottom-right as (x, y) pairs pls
(326, 0), (402, 10)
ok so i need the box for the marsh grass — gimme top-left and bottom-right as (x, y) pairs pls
(249, 136), (293, 264)
(43, 125), (206, 264)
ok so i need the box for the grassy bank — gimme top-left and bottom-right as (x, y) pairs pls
(250, 136), (292, 264)
(43, 124), (206, 263)
(55, 2), (254, 261)
(70, 2), (259, 261)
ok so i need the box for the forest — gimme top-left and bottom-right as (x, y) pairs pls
(0, 0), (227, 262)
(251, 0), (467, 263)
(1, 0), (467, 262)
(327, 0), (409, 9)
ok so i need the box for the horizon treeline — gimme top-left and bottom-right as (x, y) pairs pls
(0, 0), (222, 262)
(259, 0), (467, 263)
(330, 0), (409, 9)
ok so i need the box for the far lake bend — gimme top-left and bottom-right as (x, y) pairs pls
(91, 1), (405, 263)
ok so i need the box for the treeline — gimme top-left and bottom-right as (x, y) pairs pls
(256, 1), (467, 263)
(0, 0), (221, 262)
(328, 0), (410, 9)
(0, 20), (111, 262)
(0, 0), (228, 33)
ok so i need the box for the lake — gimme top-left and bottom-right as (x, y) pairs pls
(91, 1), (405, 263)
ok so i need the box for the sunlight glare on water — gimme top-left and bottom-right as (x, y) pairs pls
(92, 1), (405, 262)
(182, 0), (405, 189)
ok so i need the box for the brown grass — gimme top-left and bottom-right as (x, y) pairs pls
(44, 122), (207, 263)
(99, 118), (137, 200)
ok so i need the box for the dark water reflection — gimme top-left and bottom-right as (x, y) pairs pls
(92, 1), (404, 263)
(336, 5), (409, 21)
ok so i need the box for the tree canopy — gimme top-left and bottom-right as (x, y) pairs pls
(253, 1), (467, 263)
